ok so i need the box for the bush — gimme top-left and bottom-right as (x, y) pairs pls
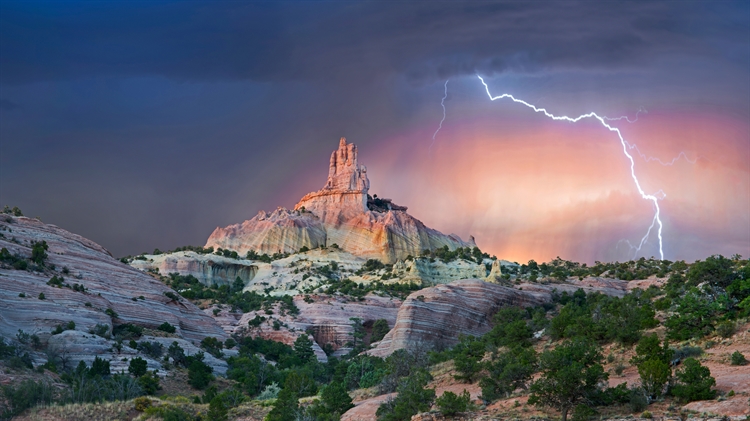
(637, 358), (671, 399)
(436, 390), (470, 416)
(89, 323), (110, 338)
(129, 357), (148, 377)
(671, 358), (716, 403)
(371, 319), (390, 343)
(133, 396), (152, 411)
(137, 372), (161, 395)
(730, 351), (748, 366)
(257, 382), (281, 400)
(672, 345), (703, 361)
(376, 369), (435, 421)
(200, 337), (223, 358)
(187, 352), (214, 390)
(628, 387), (649, 412)
(479, 347), (537, 402)
(0, 379), (55, 418)
(452, 336), (486, 382)
(137, 341), (164, 359)
(157, 322), (176, 333)
(266, 387), (300, 421)
(30, 241), (48, 265)
(715, 320), (735, 338)
(528, 338), (608, 421)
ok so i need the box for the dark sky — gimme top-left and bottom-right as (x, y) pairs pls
(1, 1), (748, 262)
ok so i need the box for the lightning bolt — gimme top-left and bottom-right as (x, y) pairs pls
(476, 74), (667, 259)
(429, 80), (449, 152)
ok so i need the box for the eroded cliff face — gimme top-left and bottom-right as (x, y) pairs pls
(129, 251), (258, 287)
(207, 208), (327, 256)
(0, 215), (229, 374)
(368, 278), (629, 357)
(206, 138), (475, 263)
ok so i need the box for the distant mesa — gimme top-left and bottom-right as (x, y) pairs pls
(206, 137), (475, 263)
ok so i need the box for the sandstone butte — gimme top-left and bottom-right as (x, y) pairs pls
(206, 137), (476, 263)
(0, 215), (229, 375)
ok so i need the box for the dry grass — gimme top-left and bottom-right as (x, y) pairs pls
(19, 400), (137, 421)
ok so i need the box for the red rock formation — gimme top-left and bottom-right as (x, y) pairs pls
(206, 138), (475, 263)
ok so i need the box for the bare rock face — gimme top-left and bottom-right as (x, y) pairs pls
(0, 215), (227, 372)
(393, 257), (488, 285)
(206, 138), (475, 263)
(129, 251), (258, 287)
(210, 293), (401, 361)
(207, 208), (327, 256)
(369, 278), (629, 357)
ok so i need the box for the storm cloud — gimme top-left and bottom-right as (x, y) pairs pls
(1, 1), (748, 261)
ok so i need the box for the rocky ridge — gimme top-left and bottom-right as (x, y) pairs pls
(206, 138), (475, 263)
(0, 215), (229, 374)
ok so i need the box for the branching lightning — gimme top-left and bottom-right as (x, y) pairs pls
(475, 75), (669, 259)
(429, 80), (449, 152)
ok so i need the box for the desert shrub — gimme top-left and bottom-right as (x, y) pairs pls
(637, 358), (671, 399)
(436, 390), (471, 416)
(143, 404), (198, 420)
(167, 341), (187, 367)
(0, 379), (56, 418)
(672, 345), (703, 361)
(266, 387), (300, 421)
(665, 290), (721, 340)
(129, 357), (148, 377)
(452, 336), (487, 382)
(715, 320), (736, 338)
(186, 352), (214, 390)
(671, 358), (716, 403)
(371, 319), (390, 343)
(376, 369), (435, 421)
(200, 336), (223, 358)
(480, 346), (537, 402)
(158, 322), (177, 333)
(731, 351), (748, 366)
(378, 348), (430, 394)
(207, 396), (228, 421)
(628, 387), (649, 412)
(89, 323), (110, 338)
(307, 381), (354, 420)
(362, 259), (385, 272)
(258, 382), (281, 400)
(484, 307), (533, 348)
(528, 338), (608, 421)
(30, 240), (48, 265)
(343, 355), (385, 390)
(137, 372), (161, 395)
(137, 341), (164, 359)
(283, 371), (317, 398)
(52, 320), (76, 335)
(548, 289), (656, 345)
(133, 396), (152, 411)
